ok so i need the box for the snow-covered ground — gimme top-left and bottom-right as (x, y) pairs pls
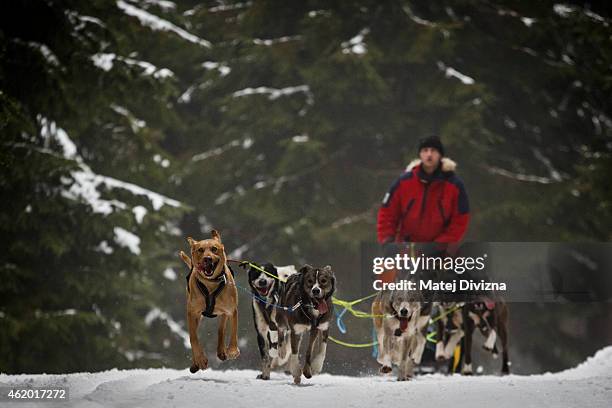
(2, 347), (611, 408)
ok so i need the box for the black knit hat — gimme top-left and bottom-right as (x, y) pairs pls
(418, 135), (445, 156)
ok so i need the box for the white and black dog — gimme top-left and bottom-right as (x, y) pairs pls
(245, 262), (296, 379)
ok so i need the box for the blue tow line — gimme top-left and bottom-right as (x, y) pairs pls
(334, 307), (348, 334)
(371, 326), (378, 357)
(333, 299), (379, 357)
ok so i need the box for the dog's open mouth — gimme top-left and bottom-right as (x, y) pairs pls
(199, 259), (218, 277)
(399, 316), (409, 332)
(313, 299), (328, 314)
(256, 284), (272, 297)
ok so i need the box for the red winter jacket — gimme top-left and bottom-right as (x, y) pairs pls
(377, 158), (470, 244)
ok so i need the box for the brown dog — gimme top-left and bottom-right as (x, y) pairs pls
(179, 230), (240, 372)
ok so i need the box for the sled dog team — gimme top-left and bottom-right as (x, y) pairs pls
(179, 230), (509, 383)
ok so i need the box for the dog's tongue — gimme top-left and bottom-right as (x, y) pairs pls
(399, 317), (408, 332)
(316, 300), (328, 314)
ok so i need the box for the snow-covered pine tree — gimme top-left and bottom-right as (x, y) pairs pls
(0, 0), (188, 372)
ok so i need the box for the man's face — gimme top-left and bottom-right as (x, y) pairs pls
(419, 147), (441, 168)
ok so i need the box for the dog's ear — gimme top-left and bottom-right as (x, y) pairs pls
(211, 229), (221, 242)
(322, 266), (336, 298)
(179, 250), (192, 270)
(217, 241), (227, 260)
(299, 264), (312, 274)
(321, 265), (335, 294)
(187, 237), (195, 247)
(324, 275), (336, 299)
(263, 263), (278, 275)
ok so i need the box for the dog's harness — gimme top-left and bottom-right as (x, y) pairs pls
(186, 265), (235, 318)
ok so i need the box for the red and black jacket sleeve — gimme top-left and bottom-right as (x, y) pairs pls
(435, 176), (470, 243)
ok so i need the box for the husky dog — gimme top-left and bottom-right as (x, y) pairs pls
(372, 289), (432, 381)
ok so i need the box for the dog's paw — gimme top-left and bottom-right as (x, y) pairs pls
(217, 348), (227, 361)
(483, 331), (497, 351)
(380, 365), (393, 374)
(435, 343), (447, 361)
(303, 364), (312, 379)
(191, 353), (208, 372)
(461, 363), (473, 375)
(311, 358), (324, 376)
(377, 354), (392, 367)
(293, 375), (301, 385)
(256, 373), (270, 380)
(397, 375), (412, 382)
(227, 346), (240, 359)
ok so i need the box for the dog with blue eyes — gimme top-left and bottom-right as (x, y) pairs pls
(277, 264), (336, 384)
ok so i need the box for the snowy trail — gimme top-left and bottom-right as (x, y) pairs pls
(2, 347), (611, 408)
